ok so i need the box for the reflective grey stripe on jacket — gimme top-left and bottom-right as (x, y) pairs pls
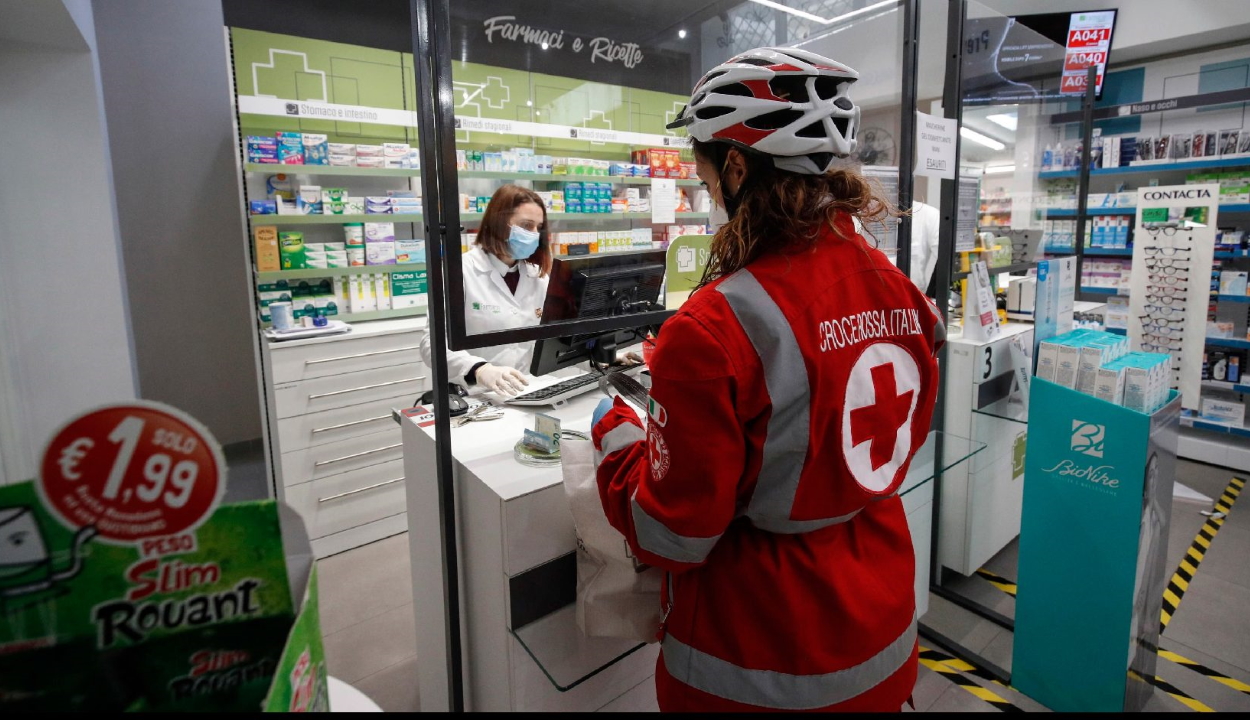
(594, 422), (645, 467)
(716, 269), (860, 533)
(662, 618), (917, 709)
(597, 421), (722, 564)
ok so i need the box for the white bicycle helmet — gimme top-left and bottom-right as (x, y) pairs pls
(667, 46), (860, 175)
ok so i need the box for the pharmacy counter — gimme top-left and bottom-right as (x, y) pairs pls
(401, 376), (658, 712)
(399, 372), (984, 711)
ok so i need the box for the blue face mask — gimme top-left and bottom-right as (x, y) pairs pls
(507, 224), (541, 260)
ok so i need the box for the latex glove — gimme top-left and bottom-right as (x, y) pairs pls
(592, 397), (614, 428)
(475, 363), (529, 396)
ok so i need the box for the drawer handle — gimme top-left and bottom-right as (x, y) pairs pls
(305, 346), (421, 366)
(314, 443), (403, 467)
(308, 377), (426, 400)
(318, 477), (403, 503)
(312, 415), (391, 434)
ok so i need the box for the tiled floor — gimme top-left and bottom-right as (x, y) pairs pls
(317, 460), (1249, 712)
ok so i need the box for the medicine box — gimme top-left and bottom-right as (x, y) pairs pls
(1201, 397), (1246, 425)
(1093, 357), (1127, 405)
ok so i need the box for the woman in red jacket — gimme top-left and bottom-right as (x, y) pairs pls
(592, 46), (944, 712)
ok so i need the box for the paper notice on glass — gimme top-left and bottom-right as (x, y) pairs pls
(651, 178), (677, 224)
(915, 111), (956, 180)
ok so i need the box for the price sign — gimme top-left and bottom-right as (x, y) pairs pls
(38, 401), (225, 544)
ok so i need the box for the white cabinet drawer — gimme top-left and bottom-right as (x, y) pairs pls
(278, 395), (410, 452)
(271, 331), (424, 384)
(503, 484), (578, 577)
(274, 363), (429, 419)
(284, 459), (407, 539)
(280, 426), (404, 488)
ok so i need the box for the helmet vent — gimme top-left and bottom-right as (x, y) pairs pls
(814, 76), (844, 100)
(734, 57), (774, 67)
(796, 121), (826, 138)
(744, 108), (805, 130)
(768, 76), (809, 103)
(694, 106), (735, 121)
(711, 82), (754, 98)
(832, 117), (850, 137)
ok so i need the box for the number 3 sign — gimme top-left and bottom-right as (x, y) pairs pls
(38, 401), (225, 544)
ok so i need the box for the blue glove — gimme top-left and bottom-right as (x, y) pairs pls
(592, 397), (614, 428)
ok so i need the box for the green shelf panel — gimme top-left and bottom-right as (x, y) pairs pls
(244, 163), (420, 178)
(249, 213), (423, 225)
(256, 264), (426, 282)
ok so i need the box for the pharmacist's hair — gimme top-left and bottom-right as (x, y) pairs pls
(477, 184), (552, 277)
(692, 139), (898, 287)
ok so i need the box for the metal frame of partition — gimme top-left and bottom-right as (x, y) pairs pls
(922, 0), (1102, 685)
(412, 0), (922, 711)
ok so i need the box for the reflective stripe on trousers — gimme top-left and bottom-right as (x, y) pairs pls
(662, 618), (917, 710)
(716, 270), (859, 533)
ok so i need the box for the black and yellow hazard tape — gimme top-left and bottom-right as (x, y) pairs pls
(971, 563), (1250, 706)
(918, 645), (1024, 712)
(1160, 476), (1244, 634)
(975, 567), (1018, 597)
(1159, 649), (1250, 698)
(1131, 669), (1215, 712)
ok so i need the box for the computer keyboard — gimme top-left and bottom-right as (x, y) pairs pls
(506, 372), (602, 407)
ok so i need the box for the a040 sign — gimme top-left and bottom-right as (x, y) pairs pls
(39, 401), (225, 544)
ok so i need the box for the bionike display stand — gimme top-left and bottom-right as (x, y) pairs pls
(1012, 378), (1181, 712)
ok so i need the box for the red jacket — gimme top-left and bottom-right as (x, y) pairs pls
(594, 216), (943, 712)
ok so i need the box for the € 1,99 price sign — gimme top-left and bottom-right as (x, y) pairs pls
(38, 401), (225, 544)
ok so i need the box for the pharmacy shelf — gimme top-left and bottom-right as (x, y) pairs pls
(1216, 294), (1250, 303)
(953, 261), (1037, 280)
(552, 247), (664, 260)
(460, 170), (703, 187)
(1182, 414), (1250, 440)
(1045, 208), (1136, 216)
(245, 163), (420, 177)
(1080, 286), (1121, 295)
(243, 163), (703, 186)
(256, 264), (426, 282)
(1216, 250), (1250, 259)
(1202, 379), (1250, 394)
(250, 213), (423, 225)
(461, 211), (709, 222)
(1038, 156), (1250, 179)
(337, 307), (427, 323)
(1106, 327), (1127, 335)
(1207, 336), (1250, 350)
(1082, 248), (1134, 256)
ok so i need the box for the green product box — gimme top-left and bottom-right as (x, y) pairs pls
(279, 232), (306, 270)
(0, 482), (327, 712)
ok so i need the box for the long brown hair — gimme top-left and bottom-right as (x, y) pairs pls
(476, 184), (553, 277)
(693, 139), (898, 288)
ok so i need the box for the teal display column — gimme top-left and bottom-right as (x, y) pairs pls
(1012, 379), (1180, 712)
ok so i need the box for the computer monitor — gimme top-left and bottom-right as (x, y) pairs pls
(539, 251), (667, 324)
(530, 251), (671, 376)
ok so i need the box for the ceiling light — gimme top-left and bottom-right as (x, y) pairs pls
(678, 29), (687, 39)
(984, 164), (1016, 174)
(526, 100), (533, 107)
(961, 127), (1006, 151)
(541, 42), (549, 50)
(748, 0), (895, 25)
(986, 113), (1018, 131)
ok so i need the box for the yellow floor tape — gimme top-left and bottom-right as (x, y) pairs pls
(918, 646), (1023, 712)
(1160, 477), (1243, 632)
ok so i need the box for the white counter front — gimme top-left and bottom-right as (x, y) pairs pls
(401, 377), (658, 712)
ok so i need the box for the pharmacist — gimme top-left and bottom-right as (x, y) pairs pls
(419, 184), (550, 395)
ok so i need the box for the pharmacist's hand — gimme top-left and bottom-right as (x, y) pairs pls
(476, 364), (528, 396)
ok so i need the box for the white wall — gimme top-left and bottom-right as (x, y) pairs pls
(0, 0), (138, 483)
(91, 0), (263, 446)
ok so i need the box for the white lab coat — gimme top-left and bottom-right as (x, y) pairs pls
(855, 201), (941, 291)
(419, 246), (550, 382)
